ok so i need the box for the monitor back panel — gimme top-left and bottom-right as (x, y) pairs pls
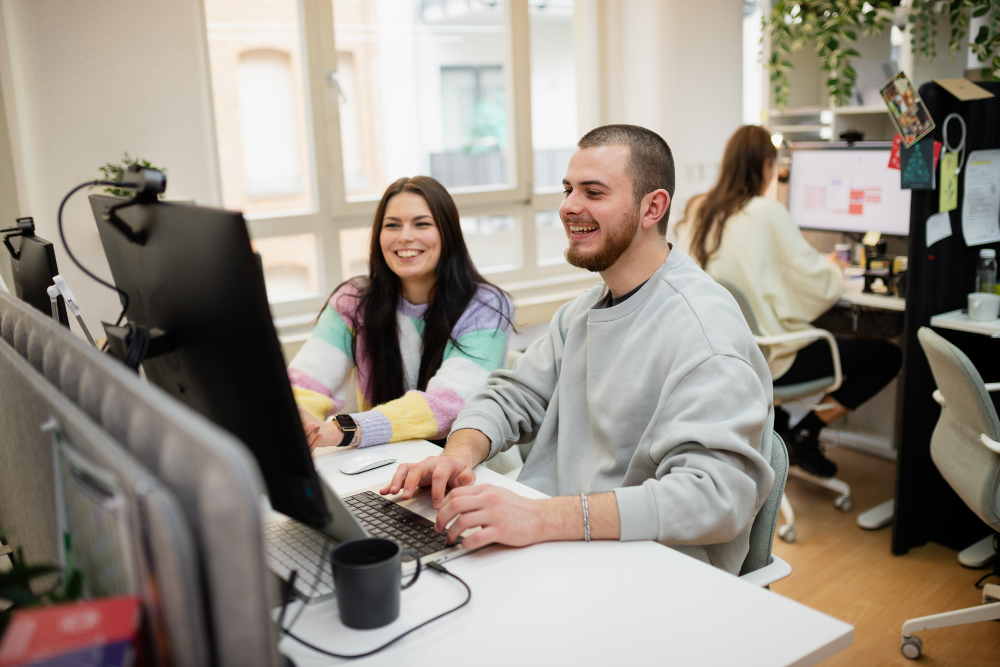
(87, 195), (328, 529)
(9, 234), (69, 326)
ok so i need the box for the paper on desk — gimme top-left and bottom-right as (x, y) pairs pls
(962, 150), (1000, 246)
(926, 211), (953, 247)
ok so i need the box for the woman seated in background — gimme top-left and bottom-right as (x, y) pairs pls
(290, 176), (514, 451)
(673, 125), (901, 478)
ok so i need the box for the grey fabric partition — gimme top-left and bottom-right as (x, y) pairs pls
(0, 291), (280, 667)
(0, 341), (209, 666)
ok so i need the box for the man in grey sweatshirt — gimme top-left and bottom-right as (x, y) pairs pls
(382, 125), (775, 574)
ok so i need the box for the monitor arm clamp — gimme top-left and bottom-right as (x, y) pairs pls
(101, 322), (174, 372)
(101, 166), (167, 246)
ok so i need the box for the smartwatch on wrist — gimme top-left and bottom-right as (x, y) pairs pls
(334, 414), (358, 447)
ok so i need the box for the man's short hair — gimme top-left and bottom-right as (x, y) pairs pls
(577, 124), (675, 235)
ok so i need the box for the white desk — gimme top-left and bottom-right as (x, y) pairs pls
(279, 441), (853, 666)
(840, 267), (906, 311)
(839, 291), (906, 311)
(930, 309), (1000, 337)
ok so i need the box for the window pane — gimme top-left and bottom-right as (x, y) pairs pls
(205, 0), (316, 216)
(333, 0), (512, 199)
(340, 227), (372, 280)
(535, 209), (567, 266)
(251, 234), (320, 300)
(461, 214), (519, 274)
(530, 0), (577, 193)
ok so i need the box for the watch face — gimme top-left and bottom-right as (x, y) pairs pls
(336, 414), (356, 430)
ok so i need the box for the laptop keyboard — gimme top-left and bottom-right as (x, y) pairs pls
(344, 491), (452, 556)
(263, 491), (452, 601)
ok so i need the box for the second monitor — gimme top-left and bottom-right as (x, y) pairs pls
(787, 142), (911, 236)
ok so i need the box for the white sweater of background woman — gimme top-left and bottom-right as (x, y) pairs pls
(673, 196), (842, 380)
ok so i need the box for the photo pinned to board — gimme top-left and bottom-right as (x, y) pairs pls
(879, 72), (935, 148)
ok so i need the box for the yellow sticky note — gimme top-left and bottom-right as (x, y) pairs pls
(939, 152), (958, 212)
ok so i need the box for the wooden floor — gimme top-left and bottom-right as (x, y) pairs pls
(770, 447), (1000, 666)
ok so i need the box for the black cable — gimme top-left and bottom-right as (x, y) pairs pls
(57, 180), (138, 334)
(282, 561), (472, 660)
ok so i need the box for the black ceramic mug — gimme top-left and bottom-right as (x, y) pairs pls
(330, 538), (421, 629)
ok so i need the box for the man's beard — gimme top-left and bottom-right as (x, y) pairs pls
(564, 207), (641, 272)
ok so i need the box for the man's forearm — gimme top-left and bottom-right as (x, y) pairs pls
(442, 428), (492, 468)
(537, 492), (620, 541)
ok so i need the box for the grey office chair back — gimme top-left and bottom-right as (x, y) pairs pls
(918, 327), (1000, 530)
(0, 291), (280, 667)
(740, 432), (788, 576)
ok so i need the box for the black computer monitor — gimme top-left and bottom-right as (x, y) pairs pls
(88, 194), (331, 530)
(4, 225), (70, 327)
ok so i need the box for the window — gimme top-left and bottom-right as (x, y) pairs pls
(529, 0), (577, 192)
(202, 0), (602, 326)
(331, 0), (513, 200)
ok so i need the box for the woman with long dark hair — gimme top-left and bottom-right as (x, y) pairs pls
(289, 176), (514, 450)
(674, 125), (900, 478)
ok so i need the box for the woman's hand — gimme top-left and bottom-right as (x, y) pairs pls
(827, 251), (849, 270)
(297, 407), (354, 451)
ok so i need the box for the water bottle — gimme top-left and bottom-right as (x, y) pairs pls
(976, 248), (997, 294)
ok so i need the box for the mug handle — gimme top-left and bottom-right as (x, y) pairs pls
(401, 549), (421, 589)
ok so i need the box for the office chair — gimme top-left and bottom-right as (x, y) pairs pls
(716, 279), (851, 544)
(899, 327), (1000, 659)
(739, 432), (793, 587)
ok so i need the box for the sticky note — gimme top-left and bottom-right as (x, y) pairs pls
(939, 152), (958, 212)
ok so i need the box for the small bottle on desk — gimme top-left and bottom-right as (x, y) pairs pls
(975, 248), (996, 294)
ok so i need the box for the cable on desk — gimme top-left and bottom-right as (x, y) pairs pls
(281, 561), (472, 660)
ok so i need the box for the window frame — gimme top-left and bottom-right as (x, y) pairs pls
(201, 0), (604, 327)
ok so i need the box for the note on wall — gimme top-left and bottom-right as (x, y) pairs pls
(939, 152), (958, 212)
(962, 150), (1000, 246)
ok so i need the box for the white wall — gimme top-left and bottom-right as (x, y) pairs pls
(604, 0), (744, 224)
(0, 0), (220, 336)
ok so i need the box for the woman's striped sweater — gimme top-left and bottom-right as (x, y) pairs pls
(288, 281), (513, 448)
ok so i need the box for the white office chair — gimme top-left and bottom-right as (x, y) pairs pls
(716, 280), (852, 544)
(899, 328), (1000, 659)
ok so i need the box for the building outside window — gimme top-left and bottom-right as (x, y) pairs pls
(202, 0), (601, 327)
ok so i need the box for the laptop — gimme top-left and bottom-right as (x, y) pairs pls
(263, 476), (475, 601)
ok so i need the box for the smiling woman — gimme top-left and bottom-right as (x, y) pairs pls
(288, 176), (515, 452)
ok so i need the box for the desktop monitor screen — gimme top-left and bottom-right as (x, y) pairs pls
(88, 194), (330, 530)
(7, 233), (70, 327)
(787, 143), (911, 235)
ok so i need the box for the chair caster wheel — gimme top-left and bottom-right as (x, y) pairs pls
(901, 635), (922, 659)
(778, 525), (797, 543)
(834, 496), (853, 512)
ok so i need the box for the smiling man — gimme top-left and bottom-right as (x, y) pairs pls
(382, 125), (775, 574)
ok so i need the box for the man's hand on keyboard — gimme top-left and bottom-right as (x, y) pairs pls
(380, 455), (475, 508)
(433, 484), (546, 550)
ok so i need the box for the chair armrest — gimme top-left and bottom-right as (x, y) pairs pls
(981, 434), (1000, 454)
(739, 554), (792, 587)
(755, 329), (842, 394)
(985, 383), (1000, 393)
(932, 390), (946, 406)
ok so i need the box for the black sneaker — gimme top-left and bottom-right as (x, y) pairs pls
(788, 429), (838, 478)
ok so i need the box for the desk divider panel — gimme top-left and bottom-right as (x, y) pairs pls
(0, 291), (280, 667)
(895, 81), (1000, 555)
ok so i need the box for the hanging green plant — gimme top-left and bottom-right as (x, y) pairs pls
(765, 1), (894, 110)
(911, 0), (1000, 78)
(0, 547), (83, 637)
(767, 1), (1000, 112)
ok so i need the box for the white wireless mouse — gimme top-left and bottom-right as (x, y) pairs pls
(338, 452), (398, 475)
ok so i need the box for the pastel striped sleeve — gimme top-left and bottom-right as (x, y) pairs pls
(351, 289), (513, 447)
(288, 297), (356, 420)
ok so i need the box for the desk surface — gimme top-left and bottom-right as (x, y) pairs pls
(278, 442), (853, 666)
(930, 309), (1000, 336)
